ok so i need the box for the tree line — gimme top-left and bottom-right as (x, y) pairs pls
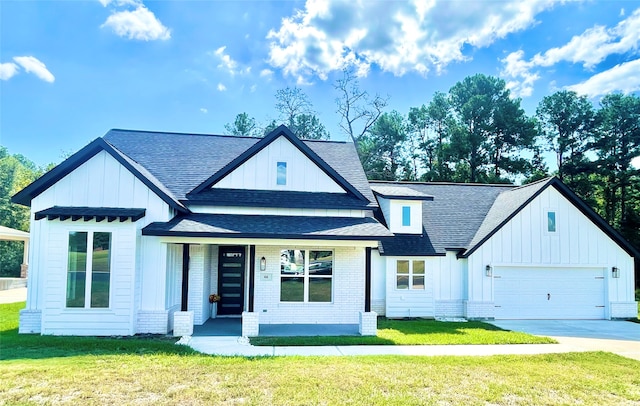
(225, 72), (640, 254)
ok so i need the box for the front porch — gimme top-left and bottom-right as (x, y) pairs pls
(193, 317), (361, 337)
(163, 240), (379, 337)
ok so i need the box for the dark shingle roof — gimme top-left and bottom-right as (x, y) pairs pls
(371, 181), (515, 255)
(371, 185), (434, 200)
(142, 213), (393, 240)
(103, 128), (376, 207)
(188, 188), (372, 209)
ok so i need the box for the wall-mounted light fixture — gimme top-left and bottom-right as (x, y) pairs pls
(612, 266), (620, 278)
(260, 256), (267, 272)
(485, 265), (492, 277)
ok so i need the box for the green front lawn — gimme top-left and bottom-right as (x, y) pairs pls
(251, 317), (556, 346)
(1, 302), (639, 404)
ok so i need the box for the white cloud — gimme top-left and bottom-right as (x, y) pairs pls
(13, 56), (55, 82)
(101, 5), (170, 41)
(632, 155), (640, 169)
(250, 84), (257, 92)
(200, 108), (208, 114)
(501, 8), (640, 97)
(267, 0), (559, 80)
(217, 83), (227, 92)
(0, 62), (19, 80)
(567, 58), (640, 96)
(212, 46), (250, 76)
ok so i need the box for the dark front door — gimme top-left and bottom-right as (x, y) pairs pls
(217, 246), (246, 316)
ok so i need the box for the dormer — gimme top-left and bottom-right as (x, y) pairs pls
(371, 185), (433, 234)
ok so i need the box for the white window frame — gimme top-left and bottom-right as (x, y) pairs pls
(545, 209), (557, 234)
(65, 231), (112, 309)
(396, 259), (425, 290)
(280, 249), (333, 303)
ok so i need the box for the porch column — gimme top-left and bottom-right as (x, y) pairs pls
(248, 245), (256, 312)
(365, 247), (372, 312)
(181, 244), (190, 311)
(20, 239), (29, 278)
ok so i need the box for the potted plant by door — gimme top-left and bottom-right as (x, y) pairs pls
(209, 293), (221, 318)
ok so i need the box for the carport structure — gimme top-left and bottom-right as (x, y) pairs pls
(0, 226), (29, 277)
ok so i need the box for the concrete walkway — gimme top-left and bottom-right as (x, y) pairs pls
(185, 319), (640, 360)
(0, 287), (26, 304)
(184, 335), (598, 357)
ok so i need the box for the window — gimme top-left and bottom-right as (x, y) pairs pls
(280, 249), (333, 302)
(547, 211), (556, 232)
(402, 206), (411, 226)
(396, 260), (425, 290)
(276, 161), (287, 185)
(66, 231), (111, 308)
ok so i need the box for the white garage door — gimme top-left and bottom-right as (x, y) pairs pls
(494, 267), (605, 319)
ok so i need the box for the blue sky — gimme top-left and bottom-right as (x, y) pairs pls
(2, 0), (640, 168)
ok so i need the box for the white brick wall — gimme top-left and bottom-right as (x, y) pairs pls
(359, 311), (377, 335)
(464, 301), (495, 319)
(435, 300), (464, 318)
(254, 246), (365, 324)
(610, 301), (638, 319)
(19, 309), (41, 334)
(173, 311), (194, 336)
(188, 245), (206, 325)
(242, 311), (260, 336)
(136, 310), (169, 334)
(371, 299), (385, 316)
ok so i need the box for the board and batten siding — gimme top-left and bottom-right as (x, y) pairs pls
(23, 150), (172, 335)
(212, 136), (346, 193)
(466, 186), (635, 318)
(370, 249), (386, 315)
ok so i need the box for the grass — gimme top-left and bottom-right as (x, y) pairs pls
(250, 317), (557, 346)
(1, 302), (640, 404)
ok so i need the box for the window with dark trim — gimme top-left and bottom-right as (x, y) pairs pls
(66, 231), (111, 308)
(280, 249), (333, 302)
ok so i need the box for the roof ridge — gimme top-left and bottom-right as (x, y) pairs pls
(508, 176), (554, 191)
(369, 180), (515, 187)
(107, 128), (262, 140)
(106, 128), (349, 144)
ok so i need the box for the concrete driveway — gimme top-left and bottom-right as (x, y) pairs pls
(490, 320), (640, 361)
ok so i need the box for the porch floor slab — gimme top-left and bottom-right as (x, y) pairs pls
(192, 319), (360, 337)
(193, 318), (242, 336)
(259, 324), (360, 337)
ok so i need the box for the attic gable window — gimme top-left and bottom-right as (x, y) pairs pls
(547, 211), (556, 232)
(402, 206), (411, 226)
(276, 161), (287, 185)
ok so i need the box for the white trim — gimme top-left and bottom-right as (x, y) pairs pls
(156, 237), (379, 247)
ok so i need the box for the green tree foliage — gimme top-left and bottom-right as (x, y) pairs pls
(224, 113), (258, 137)
(0, 146), (42, 276)
(408, 91), (454, 181)
(448, 74), (536, 183)
(358, 111), (407, 180)
(592, 94), (640, 240)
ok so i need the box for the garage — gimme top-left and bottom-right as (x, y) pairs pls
(493, 267), (606, 319)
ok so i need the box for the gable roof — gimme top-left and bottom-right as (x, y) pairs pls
(188, 125), (369, 202)
(373, 177), (639, 259)
(11, 138), (187, 212)
(463, 177), (640, 258)
(103, 127), (376, 208)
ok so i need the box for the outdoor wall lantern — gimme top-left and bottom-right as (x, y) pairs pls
(612, 266), (620, 278)
(260, 256), (267, 272)
(485, 265), (492, 277)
